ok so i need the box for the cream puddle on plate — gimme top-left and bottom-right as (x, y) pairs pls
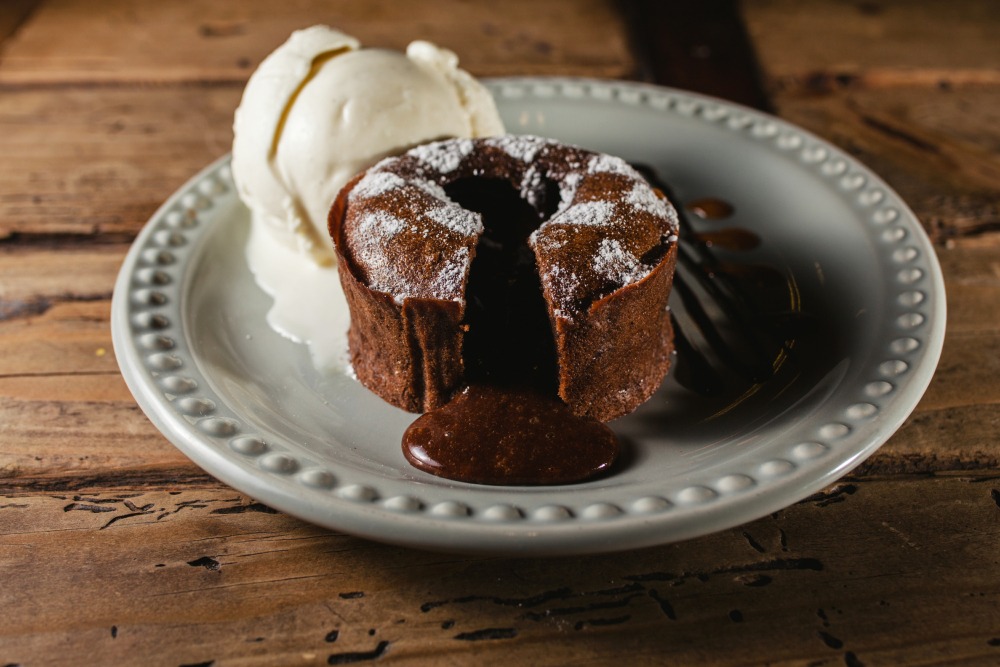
(244, 213), (351, 374)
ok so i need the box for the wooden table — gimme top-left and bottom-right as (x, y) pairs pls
(2, 1), (998, 664)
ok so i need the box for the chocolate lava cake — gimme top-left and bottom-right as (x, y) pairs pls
(328, 135), (679, 422)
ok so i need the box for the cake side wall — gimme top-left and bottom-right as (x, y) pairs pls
(555, 244), (677, 422)
(337, 261), (420, 411)
(403, 298), (466, 411)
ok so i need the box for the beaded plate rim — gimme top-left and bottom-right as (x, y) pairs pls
(112, 77), (945, 555)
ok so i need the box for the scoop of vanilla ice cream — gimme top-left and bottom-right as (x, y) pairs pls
(232, 26), (505, 265)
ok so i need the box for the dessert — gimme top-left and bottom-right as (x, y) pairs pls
(231, 26), (504, 370)
(329, 135), (679, 423)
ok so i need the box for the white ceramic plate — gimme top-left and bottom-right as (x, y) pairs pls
(112, 78), (945, 555)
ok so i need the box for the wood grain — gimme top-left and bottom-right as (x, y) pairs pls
(1, 476), (998, 665)
(743, 0), (1000, 92)
(2, 0), (999, 664)
(0, 87), (238, 241)
(0, 0), (635, 85)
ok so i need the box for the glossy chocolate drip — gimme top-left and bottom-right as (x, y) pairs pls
(403, 384), (618, 485)
(401, 178), (618, 486)
(687, 197), (735, 219)
(693, 228), (760, 251)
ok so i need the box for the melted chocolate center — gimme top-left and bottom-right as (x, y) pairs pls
(402, 177), (619, 486)
(448, 178), (557, 389)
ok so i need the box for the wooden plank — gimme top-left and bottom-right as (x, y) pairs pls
(0, 299), (115, 377)
(0, 0), (635, 85)
(742, 0), (1000, 92)
(1, 476), (998, 665)
(0, 244), (121, 307)
(0, 87), (240, 241)
(743, 1), (1000, 467)
(0, 243), (196, 485)
(0, 372), (196, 488)
(3, 14), (994, 246)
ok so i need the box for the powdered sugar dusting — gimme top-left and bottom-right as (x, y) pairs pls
(356, 209), (406, 239)
(353, 167), (451, 204)
(430, 246), (471, 302)
(520, 164), (545, 209)
(351, 171), (407, 200)
(528, 200), (618, 246)
(560, 200), (616, 227)
(357, 239), (471, 304)
(542, 264), (581, 320)
(347, 136), (679, 317)
(426, 204), (483, 236)
(415, 178), (450, 202)
(626, 182), (667, 216)
(593, 238), (650, 285)
(410, 138), (474, 173)
(625, 183), (680, 233)
(558, 172), (582, 212)
(486, 135), (545, 162)
(587, 153), (639, 177)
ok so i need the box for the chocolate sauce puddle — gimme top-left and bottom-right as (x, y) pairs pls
(686, 197), (734, 220)
(403, 384), (617, 485)
(402, 178), (619, 486)
(693, 228), (760, 251)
